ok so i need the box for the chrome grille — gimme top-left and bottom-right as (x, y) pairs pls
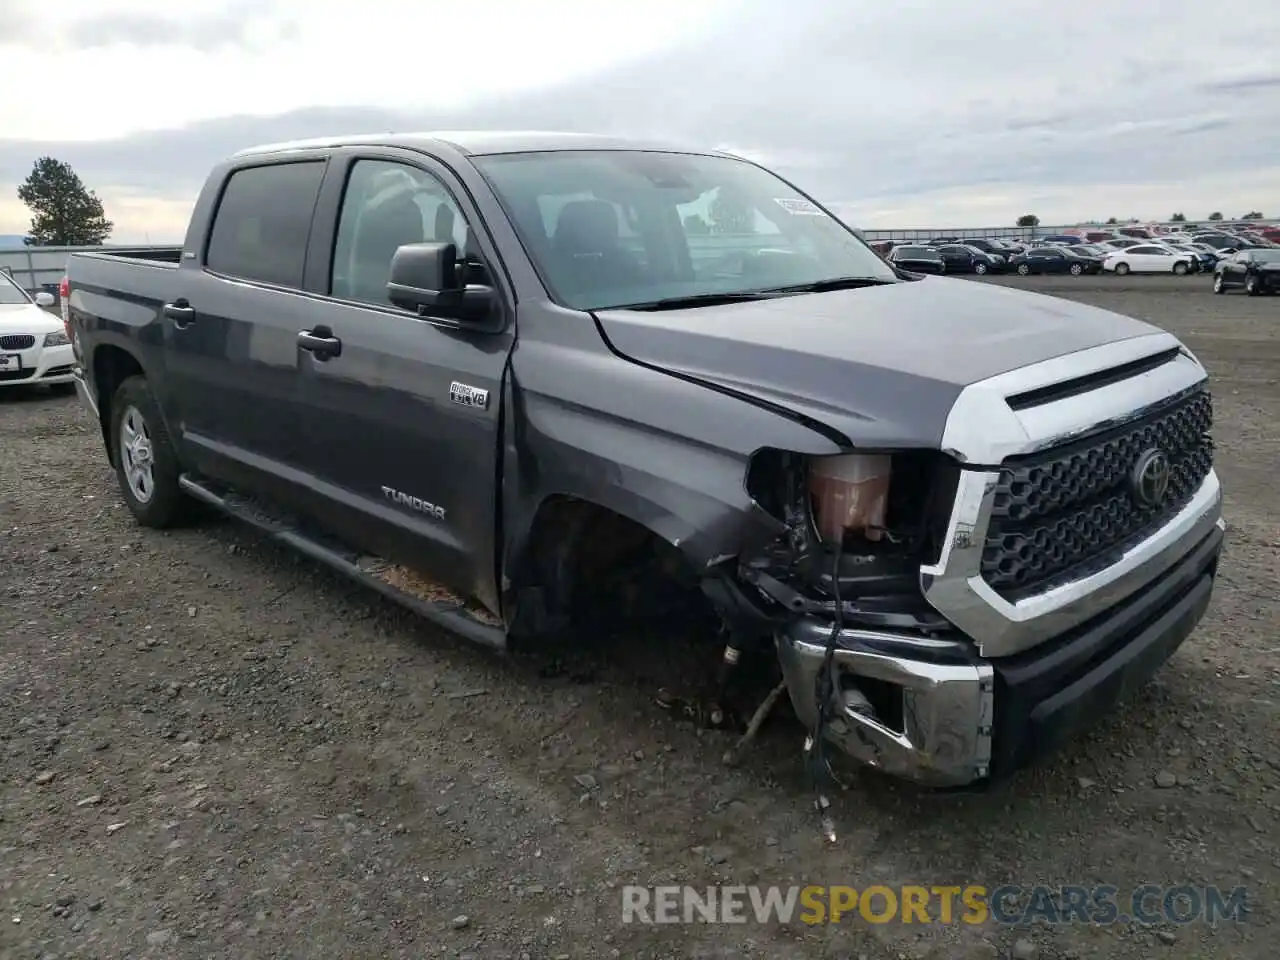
(981, 389), (1214, 597)
(0, 334), (35, 350)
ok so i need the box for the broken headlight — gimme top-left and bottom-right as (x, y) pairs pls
(805, 451), (959, 563)
(808, 453), (892, 544)
(745, 448), (958, 564)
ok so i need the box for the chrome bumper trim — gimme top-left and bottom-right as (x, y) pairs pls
(938, 332), (1205, 465)
(921, 468), (1223, 657)
(776, 627), (993, 787)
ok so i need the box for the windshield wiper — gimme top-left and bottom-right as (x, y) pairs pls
(762, 276), (898, 294)
(620, 291), (782, 311)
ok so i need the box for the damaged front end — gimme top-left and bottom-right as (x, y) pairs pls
(725, 449), (995, 787)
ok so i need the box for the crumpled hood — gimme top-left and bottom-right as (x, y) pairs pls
(0, 303), (60, 334)
(594, 276), (1162, 448)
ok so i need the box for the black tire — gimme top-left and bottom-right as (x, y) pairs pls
(1245, 275), (1259, 296)
(108, 375), (193, 528)
(1069, 263), (1083, 276)
(1213, 273), (1225, 294)
(1114, 262), (1130, 276)
(1016, 263), (1030, 276)
(974, 262), (988, 275)
(1173, 261), (1189, 276)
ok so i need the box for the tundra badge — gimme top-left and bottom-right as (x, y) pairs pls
(449, 381), (489, 410)
(381, 486), (446, 520)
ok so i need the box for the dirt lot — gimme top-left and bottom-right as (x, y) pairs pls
(2, 275), (1276, 960)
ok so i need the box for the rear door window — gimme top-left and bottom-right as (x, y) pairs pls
(205, 161), (326, 288)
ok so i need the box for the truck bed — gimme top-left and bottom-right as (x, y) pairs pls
(68, 248), (182, 290)
(74, 247), (183, 267)
(66, 248), (184, 343)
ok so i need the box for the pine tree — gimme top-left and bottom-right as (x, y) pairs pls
(17, 157), (113, 246)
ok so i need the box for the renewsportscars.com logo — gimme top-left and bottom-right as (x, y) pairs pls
(621, 884), (1250, 926)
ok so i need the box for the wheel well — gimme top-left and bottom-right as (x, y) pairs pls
(92, 346), (144, 466)
(506, 496), (717, 642)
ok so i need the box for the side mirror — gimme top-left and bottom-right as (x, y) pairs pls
(35, 291), (55, 307)
(386, 242), (495, 322)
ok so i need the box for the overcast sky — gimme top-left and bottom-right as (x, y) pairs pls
(2, 0), (1278, 242)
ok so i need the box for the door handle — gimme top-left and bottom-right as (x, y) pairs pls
(163, 301), (196, 327)
(298, 329), (342, 359)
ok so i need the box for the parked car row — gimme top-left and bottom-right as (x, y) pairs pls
(875, 224), (1280, 281)
(883, 243), (1009, 275)
(883, 240), (1110, 277)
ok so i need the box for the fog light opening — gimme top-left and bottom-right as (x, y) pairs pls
(837, 672), (905, 734)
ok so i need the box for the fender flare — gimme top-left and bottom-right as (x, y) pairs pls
(84, 335), (155, 464)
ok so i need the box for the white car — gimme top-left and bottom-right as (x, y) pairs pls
(1101, 243), (1193, 276)
(0, 272), (76, 391)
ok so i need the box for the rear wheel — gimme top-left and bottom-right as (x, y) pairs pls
(109, 376), (194, 528)
(1114, 262), (1131, 276)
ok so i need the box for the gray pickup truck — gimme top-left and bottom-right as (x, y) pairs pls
(64, 132), (1224, 787)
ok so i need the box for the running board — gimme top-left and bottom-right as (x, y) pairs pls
(178, 474), (506, 651)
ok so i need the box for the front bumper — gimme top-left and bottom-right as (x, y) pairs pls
(0, 342), (75, 386)
(1253, 270), (1280, 291)
(777, 518), (1224, 787)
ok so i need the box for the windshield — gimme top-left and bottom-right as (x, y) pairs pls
(474, 150), (897, 310)
(1253, 249), (1280, 263)
(0, 272), (34, 305)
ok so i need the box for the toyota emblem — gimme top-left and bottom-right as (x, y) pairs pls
(1131, 448), (1171, 507)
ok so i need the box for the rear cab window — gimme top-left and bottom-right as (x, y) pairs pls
(205, 161), (326, 287)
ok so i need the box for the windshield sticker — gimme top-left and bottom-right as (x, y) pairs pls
(774, 197), (824, 216)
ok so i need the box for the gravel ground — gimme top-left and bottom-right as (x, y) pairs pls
(1, 274), (1276, 960)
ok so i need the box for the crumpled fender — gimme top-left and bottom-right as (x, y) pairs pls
(500, 331), (842, 585)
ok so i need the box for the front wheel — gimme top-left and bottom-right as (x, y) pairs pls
(109, 376), (194, 528)
(1245, 275), (1259, 296)
(1016, 263), (1031, 276)
(1069, 263), (1083, 276)
(1114, 262), (1131, 276)
(1173, 261), (1189, 276)
(974, 262), (989, 275)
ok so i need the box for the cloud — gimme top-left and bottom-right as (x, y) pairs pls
(63, 1), (297, 53)
(2, 0), (1279, 241)
(1200, 72), (1280, 93)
